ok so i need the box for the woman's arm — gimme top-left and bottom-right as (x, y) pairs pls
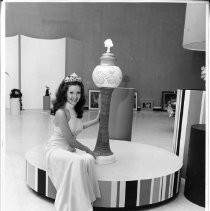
(55, 109), (95, 158)
(83, 110), (100, 129)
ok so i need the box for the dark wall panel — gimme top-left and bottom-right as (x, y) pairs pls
(5, 2), (205, 106)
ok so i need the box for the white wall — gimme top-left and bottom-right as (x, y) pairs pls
(21, 35), (66, 109)
(5, 35), (19, 108)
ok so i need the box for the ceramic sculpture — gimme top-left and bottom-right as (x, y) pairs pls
(92, 39), (122, 164)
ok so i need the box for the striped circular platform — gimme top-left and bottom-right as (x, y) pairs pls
(25, 139), (182, 209)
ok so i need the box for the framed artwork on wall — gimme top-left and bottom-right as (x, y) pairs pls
(133, 91), (138, 111)
(161, 91), (177, 111)
(141, 99), (153, 110)
(88, 90), (100, 110)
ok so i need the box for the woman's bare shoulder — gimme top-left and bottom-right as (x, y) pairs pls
(55, 108), (70, 123)
(54, 109), (66, 123)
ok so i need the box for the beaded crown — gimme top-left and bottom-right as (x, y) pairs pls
(64, 73), (82, 83)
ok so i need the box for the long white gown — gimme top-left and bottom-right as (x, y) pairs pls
(45, 111), (101, 211)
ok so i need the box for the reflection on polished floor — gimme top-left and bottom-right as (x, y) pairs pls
(5, 109), (205, 211)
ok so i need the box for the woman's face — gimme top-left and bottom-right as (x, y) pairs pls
(66, 85), (81, 107)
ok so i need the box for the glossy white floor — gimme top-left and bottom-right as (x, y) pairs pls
(5, 109), (205, 211)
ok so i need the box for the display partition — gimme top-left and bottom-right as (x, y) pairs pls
(21, 35), (66, 109)
(5, 35), (19, 109)
(172, 89), (205, 178)
(5, 35), (84, 110)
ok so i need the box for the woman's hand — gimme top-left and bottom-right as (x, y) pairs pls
(69, 147), (76, 152)
(86, 149), (97, 159)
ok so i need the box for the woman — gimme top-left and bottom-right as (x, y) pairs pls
(45, 73), (101, 211)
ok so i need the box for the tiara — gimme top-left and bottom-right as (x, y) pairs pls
(64, 73), (82, 83)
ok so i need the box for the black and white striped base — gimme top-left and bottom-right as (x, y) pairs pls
(26, 139), (182, 208)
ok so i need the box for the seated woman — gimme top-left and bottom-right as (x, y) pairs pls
(45, 73), (101, 211)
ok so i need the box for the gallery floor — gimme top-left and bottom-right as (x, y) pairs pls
(4, 109), (205, 211)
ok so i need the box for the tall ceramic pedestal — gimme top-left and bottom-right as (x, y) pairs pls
(94, 88), (115, 164)
(92, 39), (123, 164)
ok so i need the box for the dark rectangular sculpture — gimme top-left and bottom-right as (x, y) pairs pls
(43, 96), (51, 110)
(184, 124), (205, 207)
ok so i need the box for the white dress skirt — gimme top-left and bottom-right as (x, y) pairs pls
(45, 116), (101, 211)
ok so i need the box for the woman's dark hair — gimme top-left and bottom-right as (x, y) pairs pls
(52, 80), (86, 118)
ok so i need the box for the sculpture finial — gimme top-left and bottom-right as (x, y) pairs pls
(104, 39), (113, 53)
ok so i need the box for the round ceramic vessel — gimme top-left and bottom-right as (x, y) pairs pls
(92, 52), (122, 88)
(92, 65), (122, 88)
